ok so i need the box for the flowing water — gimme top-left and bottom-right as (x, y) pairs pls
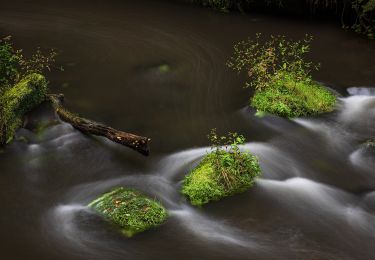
(1, 0), (375, 259)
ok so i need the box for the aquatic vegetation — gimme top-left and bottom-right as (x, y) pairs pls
(88, 187), (168, 237)
(0, 74), (47, 144)
(182, 129), (261, 206)
(227, 34), (336, 118)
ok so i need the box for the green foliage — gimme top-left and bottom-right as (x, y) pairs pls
(363, 0), (375, 12)
(228, 34), (336, 118)
(0, 36), (57, 92)
(0, 74), (47, 144)
(0, 36), (20, 93)
(182, 129), (261, 206)
(88, 187), (168, 237)
(351, 0), (375, 39)
(228, 33), (319, 91)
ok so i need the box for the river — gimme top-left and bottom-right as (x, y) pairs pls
(1, 0), (375, 259)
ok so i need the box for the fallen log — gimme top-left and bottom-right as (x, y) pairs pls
(47, 94), (150, 156)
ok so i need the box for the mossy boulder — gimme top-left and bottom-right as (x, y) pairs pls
(251, 72), (336, 118)
(0, 73), (47, 144)
(182, 151), (261, 206)
(88, 187), (168, 237)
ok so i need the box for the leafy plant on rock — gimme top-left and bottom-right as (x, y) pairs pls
(227, 33), (336, 118)
(0, 36), (58, 90)
(182, 129), (261, 206)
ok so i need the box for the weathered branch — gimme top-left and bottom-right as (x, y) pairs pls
(47, 94), (150, 156)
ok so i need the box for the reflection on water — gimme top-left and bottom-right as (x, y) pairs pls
(1, 0), (375, 259)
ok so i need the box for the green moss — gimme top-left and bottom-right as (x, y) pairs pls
(182, 151), (261, 206)
(0, 73), (47, 145)
(363, 0), (375, 13)
(88, 187), (168, 237)
(251, 72), (336, 118)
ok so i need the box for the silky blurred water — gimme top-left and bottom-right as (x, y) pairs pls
(1, 1), (375, 259)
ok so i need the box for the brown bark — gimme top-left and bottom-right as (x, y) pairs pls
(47, 94), (150, 156)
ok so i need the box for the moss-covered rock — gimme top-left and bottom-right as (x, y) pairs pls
(251, 72), (336, 118)
(0, 73), (47, 144)
(182, 151), (261, 206)
(88, 187), (168, 237)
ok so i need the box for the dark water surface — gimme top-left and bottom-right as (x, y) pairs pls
(1, 1), (375, 259)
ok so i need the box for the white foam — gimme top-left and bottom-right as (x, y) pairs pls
(257, 178), (375, 235)
(257, 177), (347, 212)
(157, 146), (209, 180)
(347, 87), (375, 96)
(243, 142), (301, 179)
(339, 96), (375, 124)
(170, 205), (255, 248)
(66, 174), (179, 208)
(349, 147), (375, 173)
(293, 118), (354, 152)
(48, 204), (91, 249)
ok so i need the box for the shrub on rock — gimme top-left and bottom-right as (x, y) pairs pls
(227, 34), (336, 118)
(182, 130), (261, 206)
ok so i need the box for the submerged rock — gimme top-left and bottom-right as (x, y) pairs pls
(88, 187), (167, 237)
(182, 151), (261, 206)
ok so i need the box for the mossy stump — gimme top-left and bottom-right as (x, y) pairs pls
(0, 73), (47, 144)
(182, 151), (261, 206)
(88, 187), (168, 237)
